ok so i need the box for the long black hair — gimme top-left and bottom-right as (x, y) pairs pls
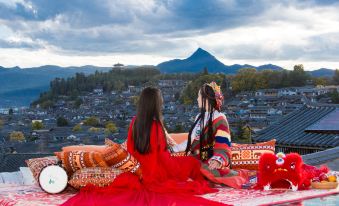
(185, 84), (217, 159)
(133, 87), (165, 154)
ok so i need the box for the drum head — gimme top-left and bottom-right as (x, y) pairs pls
(39, 165), (68, 194)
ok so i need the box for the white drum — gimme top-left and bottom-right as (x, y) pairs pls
(39, 165), (68, 194)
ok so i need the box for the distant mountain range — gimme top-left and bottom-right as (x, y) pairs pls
(308, 68), (335, 77)
(157, 48), (285, 74)
(0, 48), (336, 107)
(157, 48), (336, 77)
(0, 65), (111, 107)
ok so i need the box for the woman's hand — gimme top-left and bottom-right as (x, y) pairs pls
(208, 159), (221, 170)
(164, 130), (176, 146)
(166, 135), (177, 147)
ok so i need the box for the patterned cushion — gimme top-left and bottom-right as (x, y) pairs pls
(25, 156), (59, 181)
(120, 140), (127, 150)
(231, 139), (276, 170)
(104, 138), (142, 178)
(55, 151), (107, 174)
(170, 151), (187, 157)
(62, 145), (107, 153)
(68, 167), (123, 189)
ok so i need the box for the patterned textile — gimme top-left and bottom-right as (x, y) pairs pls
(25, 156), (59, 182)
(170, 151), (187, 157)
(120, 140), (127, 150)
(200, 185), (339, 206)
(0, 184), (76, 206)
(104, 138), (142, 177)
(231, 140), (276, 170)
(190, 112), (250, 188)
(191, 112), (232, 167)
(0, 183), (338, 206)
(62, 145), (107, 153)
(55, 151), (107, 174)
(68, 167), (122, 189)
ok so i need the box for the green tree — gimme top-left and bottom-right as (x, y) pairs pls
(130, 96), (140, 106)
(32, 121), (44, 130)
(26, 134), (38, 142)
(9, 108), (14, 115)
(182, 96), (193, 105)
(265, 70), (283, 88)
(40, 100), (54, 109)
(10, 131), (25, 142)
(71, 89), (80, 99)
(83, 116), (100, 127)
(233, 121), (244, 143)
(230, 130), (236, 141)
(289, 64), (310, 87)
(231, 68), (258, 93)
(180, 74), (224, 105)
(313, 77), (330, 86)
(105, 121), (118, 135)
(255, 72), (269, 90)
(33, 66), (161, 105)
(74, 98), (83, 108)
(57, 116), (69, 127)
(114, 80), (125, 92)
(88, 127), (101, 133)
(330, 90), (339, 104)
(240, 125), (252, 143)
(0, 118), (3, 130)
(280, 70), (290, 87)
(203, 67), (209, 75)
(172, 124), (185, 133)
(333, 69), (339, 85)
(73, 124), (82, 132)
(232, 120), (252, 143)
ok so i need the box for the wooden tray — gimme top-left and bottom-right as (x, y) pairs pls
(311, 181), (338, 189)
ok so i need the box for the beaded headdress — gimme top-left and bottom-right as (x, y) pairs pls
(206, 81), (224, 111)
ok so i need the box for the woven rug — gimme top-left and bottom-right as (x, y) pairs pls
(0, 184), (338, 206)
(0, 184), (76, 206)
(202, 186), (339, 205)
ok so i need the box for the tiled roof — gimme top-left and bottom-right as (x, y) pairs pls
(254, 105), (339, 148)
(0, 153), (52, 172)
(305, 109), (339, 132)
(302, 146), (339, 171)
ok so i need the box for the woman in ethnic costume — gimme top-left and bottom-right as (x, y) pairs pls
(62, 87), (225, 206)
(178, 82), (249, 189)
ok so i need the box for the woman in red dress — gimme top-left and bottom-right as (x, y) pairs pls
(62, 87), (225, 206)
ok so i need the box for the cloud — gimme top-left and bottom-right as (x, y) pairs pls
(0, 0), (338, 69)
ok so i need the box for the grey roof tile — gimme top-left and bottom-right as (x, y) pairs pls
(302, 147), (339, 171)
(305, 109), (339, 132)
(254, 105), (339, 148)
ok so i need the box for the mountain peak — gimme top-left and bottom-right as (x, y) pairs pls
(157, 48), (286, 73)
(196, 47), (206, 53)
(188, 48), (215, 60)
(157, 48), (224, 73)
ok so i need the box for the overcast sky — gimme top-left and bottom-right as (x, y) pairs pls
(0, 0), (339, 70)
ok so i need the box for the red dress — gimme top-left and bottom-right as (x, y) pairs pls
(62, 118), (226, 206)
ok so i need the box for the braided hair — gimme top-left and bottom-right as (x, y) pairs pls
(185, 84), (218, 159)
